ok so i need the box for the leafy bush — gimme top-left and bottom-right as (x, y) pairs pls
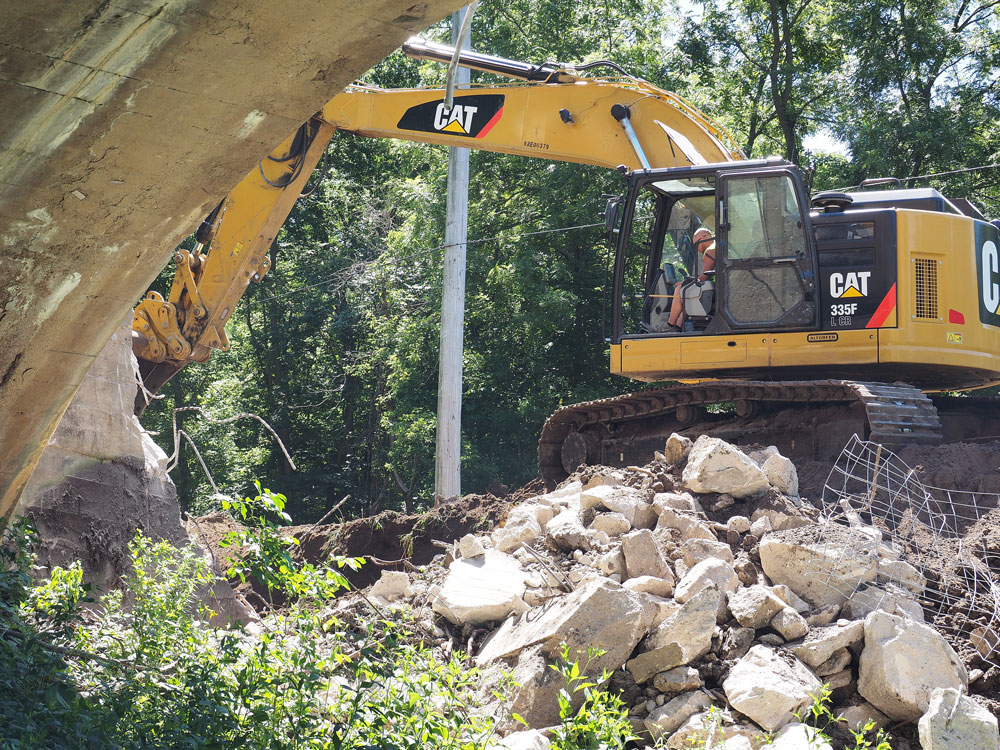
(793, 684), (894, 750)
(0, 490), (504, 749)
(546, 645), (637, 750)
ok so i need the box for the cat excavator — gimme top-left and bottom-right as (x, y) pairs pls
(132, 40), (1000, 486)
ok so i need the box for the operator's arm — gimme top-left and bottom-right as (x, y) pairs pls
(698, 245), (716, 282)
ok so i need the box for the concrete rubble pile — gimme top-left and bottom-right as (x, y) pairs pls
(362, 434), (1000, 750)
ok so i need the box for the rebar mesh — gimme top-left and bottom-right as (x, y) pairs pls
(809, 434), (1000, 669)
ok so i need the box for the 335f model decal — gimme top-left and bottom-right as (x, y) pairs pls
(397, 94), (505, 139)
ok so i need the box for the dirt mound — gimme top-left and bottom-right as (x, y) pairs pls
(192, 491), (516, 595)
(898, 440), (1000, 494)
(293, 492), (512, 589)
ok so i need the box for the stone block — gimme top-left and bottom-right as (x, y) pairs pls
(918, 688), (999, 750)
(723, 645), (821, 731)
(476, 578), (652, 674)
(858, 610), (967, 721)
(432, 550), (528, 625)
(622, 529), (673, 580)
(727, 584), (786, 630)
(682, 436), (770, 498)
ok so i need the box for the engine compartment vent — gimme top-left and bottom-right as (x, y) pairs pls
(913, 257), (939, 320)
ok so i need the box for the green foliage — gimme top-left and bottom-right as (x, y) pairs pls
(220, 480), (363, 604)
(0, 519), (113, 747)
(792, 684), (895, 750)
(547, 645), (637, 750)
(1, 493), (502, 748)
(23, 561), (90, 637)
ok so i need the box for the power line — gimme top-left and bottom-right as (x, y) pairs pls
(258, 220), (606, 302)
(837, 162), (1000, 192)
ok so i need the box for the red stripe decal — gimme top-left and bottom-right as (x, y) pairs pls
(475, 106), (504, 138)
(866, 283), (897, 329)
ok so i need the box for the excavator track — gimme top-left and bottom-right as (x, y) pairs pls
(537, 380), (942, 487)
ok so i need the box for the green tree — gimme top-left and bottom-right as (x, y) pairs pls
(679, 0), (843, 162)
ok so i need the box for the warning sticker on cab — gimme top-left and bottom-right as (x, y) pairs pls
(946, 332), (963, 344)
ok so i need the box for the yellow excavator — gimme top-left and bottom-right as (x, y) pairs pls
(132, 40), (1000, 487)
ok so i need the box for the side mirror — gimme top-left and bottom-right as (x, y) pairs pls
(603, 196), (622, 233)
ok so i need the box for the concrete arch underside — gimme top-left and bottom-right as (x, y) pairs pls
(0, 0), (462, 519)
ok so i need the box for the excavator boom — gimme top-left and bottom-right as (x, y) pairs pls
(132, 42), (744, 400)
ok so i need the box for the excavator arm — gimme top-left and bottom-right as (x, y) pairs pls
(132, 41), (744, 403)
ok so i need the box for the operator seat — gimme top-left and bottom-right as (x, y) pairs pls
(680, 274), (715, 331)
(641, 264), (678, 333)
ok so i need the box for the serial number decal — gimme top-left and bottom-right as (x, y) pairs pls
(830, 303), (859, 316)
(522, 140), (550, 150)
(807, 333), (839, 342)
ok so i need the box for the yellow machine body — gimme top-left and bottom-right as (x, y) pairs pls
(612, 208), (1000, 392)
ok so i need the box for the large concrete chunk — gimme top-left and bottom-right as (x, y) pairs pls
(545, 508), (591, 552)
(723, 645), (821, 731)
(728, 585), (787, 630)
(762, 453), (799, 497)
(768, 723), (832, 750)
(644, 690), (712, 740)
(628, 587), (719, 683)
(653, 666), (702, 694)
(369, 571), (411, 602)
(675, 558), (739, 619)
(494, 515), (543, 553)
(789, 619), (864, 668)
(759, 528), (879, 608)
(590, 512), (631, 537)
(432, 550), (528, 625)
(489, 729), (551, 750)
(771, 608), (810, 641)
(843, 584), (924, 622)
(508, 645), (566, 729)
(664, 433), (694, 464)
(662, 711), (760, 750)
(622, 529), (673, 580)
(918, 688), (999, 750)
(682, 436), (769, 497)
(682, 537), (734, 567)
(580, 485), (656, 529)
(858, 610), (968, 721)
(476, 578), (651, 673)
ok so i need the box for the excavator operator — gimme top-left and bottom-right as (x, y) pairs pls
(667, 227), (716, 331)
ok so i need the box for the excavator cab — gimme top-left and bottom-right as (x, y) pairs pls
(614, 158), (818, 342)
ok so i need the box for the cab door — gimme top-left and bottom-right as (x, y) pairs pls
(716, 168), (818, 332)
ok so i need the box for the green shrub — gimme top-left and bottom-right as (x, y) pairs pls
(546, 645), (637, 750)
(1, 487), (503, 749)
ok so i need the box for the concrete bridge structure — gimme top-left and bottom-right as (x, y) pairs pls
(0, 0), (461, 519)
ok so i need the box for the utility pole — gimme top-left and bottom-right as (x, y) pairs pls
(434, 7), (472, 505)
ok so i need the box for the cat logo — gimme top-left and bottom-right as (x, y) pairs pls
(981, 240), (1000, 314)
(433, 103), (478, 134)
(975, 223), (1000, 327)
(829, 271), (871, 298)
(397, 94), (505, 139)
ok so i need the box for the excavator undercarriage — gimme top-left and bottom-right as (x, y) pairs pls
(535, 380), (992, 487)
